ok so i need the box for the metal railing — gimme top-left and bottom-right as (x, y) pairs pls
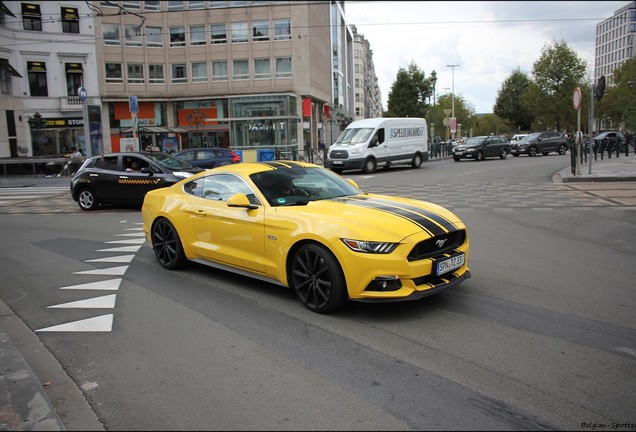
(0, 157), (83, 177)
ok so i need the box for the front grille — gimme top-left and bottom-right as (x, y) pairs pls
(407, 229), (466, 261)
(329, 149), (349, 159)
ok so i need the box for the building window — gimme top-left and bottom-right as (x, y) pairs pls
(125, 25), (143, 46)
(148, 64), (164, 83)
(127, 64), (144, 83)
(190, 25), (206, 46)
(65, 63), (83, 97)
(103, 24), (121, 45)
(210, 24), (227, 44)
(170, 27), (186, 47)
(144, 1), (161, 11)
(275, 57), (292, 78)
(191, 62), (207, 82)
(188, 0), (205, 9)
(145, 27), (163, 47)
(28, 61), (48, 96)
(233, 60), (249, 80)
(105, 63), (123, 83)
(22, 3), (42, 31)
(0, 60), (13, 95)
(122, 1), (140, 9)
(212, 61), (228, 81)
(231, 22), (248, 43)
(61, 7), (79, 34)
(253, 58), (270, 79)
(167, 1), (185, 10)
(171, 64), (187, 83)
(252, 21), (269, 42)
(211, 1), (227, 8)
(274, 19), (291, 40)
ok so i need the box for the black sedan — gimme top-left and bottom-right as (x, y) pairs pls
(174, 147), (241, 169)
(452, 136), (509, 161)
(70, 151), (203, 210)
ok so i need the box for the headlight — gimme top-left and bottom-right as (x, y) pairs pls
(465, 148), (474, 152)
(172, 171), (194, 178)
(342, 239), (398, 254)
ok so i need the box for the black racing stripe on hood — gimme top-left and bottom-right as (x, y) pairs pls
(349, 196), (458, 234)
(261, 161), (304, 169)
(335, 196), (449, 236)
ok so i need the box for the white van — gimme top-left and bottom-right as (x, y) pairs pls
(325, 117), (428, 174)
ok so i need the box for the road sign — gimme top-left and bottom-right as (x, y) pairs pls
(129, 96), (139, 114)
(444, 109), (452, 117)
(78, 87), (87, 102)
(573, 87), (581, 110)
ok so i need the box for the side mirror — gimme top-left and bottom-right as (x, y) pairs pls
(140, 167), (153, 175)
(227, 193), (258, 209)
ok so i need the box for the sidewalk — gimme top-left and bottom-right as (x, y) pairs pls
(554, 154), (636, 183)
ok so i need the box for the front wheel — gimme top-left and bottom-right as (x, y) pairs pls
(290, 243), (347, 313)
(453, 157), (460, 162)
(474, 150), (483, 161)
(151, 218), (186, 270)
(362, 158), (376, 174)
(528, 146), (538, 157)
(77, 188), (99, 211)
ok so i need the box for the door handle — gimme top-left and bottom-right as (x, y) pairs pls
(194, 209), (207, 216)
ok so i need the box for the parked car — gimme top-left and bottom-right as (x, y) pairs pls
(592, 131), (626, 155)
(70, 151), (203, 211)
(509, 132), (569, 157)
(141, 161), (471, 313)
(174, 147), (241, 169)
(452, 135), (510, 161)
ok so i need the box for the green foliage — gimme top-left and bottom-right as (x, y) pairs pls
(494, 68), (533, 131)
(433, 94), (476, 140)
(386, 61), (431, 118)
(602, 59), (636, 131)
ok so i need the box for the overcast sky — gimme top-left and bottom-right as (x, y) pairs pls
(344, 0), (629, 113)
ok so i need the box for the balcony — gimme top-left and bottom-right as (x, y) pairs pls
(60, 96), (99, 111)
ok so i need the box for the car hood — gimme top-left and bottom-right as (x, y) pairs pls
(275, 193), (465, 241)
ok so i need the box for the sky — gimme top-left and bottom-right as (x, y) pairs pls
(344, 1), (629, 113)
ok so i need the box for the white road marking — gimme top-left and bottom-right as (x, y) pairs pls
(36, 314), (113, 332)
(48, 294), (116, 309)
(60, 279), (122, 291)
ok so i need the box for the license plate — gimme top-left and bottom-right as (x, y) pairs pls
(436, 253), (465, 276)
(332, 160), (344, 165)
(454, 151), (463, 156)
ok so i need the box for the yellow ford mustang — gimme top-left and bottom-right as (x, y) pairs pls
(142, 161), (470, 313)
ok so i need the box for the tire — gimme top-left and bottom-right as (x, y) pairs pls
(558, 144), (567, 155)
(542, 152), (549, 156)
(411, 153), (423, 168)
(290, 243), (347, 313)
(77, 188), (99, 211)
(512, 154), (520, 157)
(500, 149), (508, 159)
(331, 168), (343, 175)
(528, 146), (538, 157)
(362, 158), (376, 174)
(151, 218), (186, 270)
(475, 150), (483, 161)
(453, 157), (460, 161)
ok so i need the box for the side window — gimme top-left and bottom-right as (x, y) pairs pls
(184, 179), (203, 197)
(377, 128), (385, 144)
(93, 156), (118, 171)
(201, 174), (259, 204)
(178, 151), (195, 162)
(124, 156), (148, 172)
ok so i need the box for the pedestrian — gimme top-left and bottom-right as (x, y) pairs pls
(70, 147), (82, 158)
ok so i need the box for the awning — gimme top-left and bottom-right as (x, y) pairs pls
(121, 126), (188, 134)
(0, 58), (22, 78)
(0, 1), (16, 18)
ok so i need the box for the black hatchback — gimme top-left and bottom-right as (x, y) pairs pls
(70, 151), (203, 210)
(452, 136), (510, 161)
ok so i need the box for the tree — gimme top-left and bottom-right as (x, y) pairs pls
(386, 61), (432, 118)
(494, 68), (533, 132)
(524, 40), (587, 132)
(435, 93), (476, 140)
(602, 59), (636, 131)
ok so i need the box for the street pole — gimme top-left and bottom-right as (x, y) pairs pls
(447, 64), (460, 141)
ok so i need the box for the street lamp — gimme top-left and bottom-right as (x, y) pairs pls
(430, 70), (437, 144)
(447, 64), (460, 140)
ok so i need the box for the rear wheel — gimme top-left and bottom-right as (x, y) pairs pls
(558, 144), (568, 155)
(290, 243), (347, 313)
(77, 188), (99, 211)
(500, 149), (508, 159)
(362, 158), (376, 174)
(151, 218), (186, 270)
(411, 153), (423, 168)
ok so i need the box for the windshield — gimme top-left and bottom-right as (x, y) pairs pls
(464, 137), (486, 146)
(145, 153), (198, 170)
(521, 133), (541, 141)
(250, 166), (360, 207)
(335, 128), (374, 145)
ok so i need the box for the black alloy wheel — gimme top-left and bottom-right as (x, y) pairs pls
(151, 218), (186, 270)
(528, 146), (538, 157)
(500, 149), (508, 159)
(558, 144), (568, 155)
(77, 188), (99, 211)
(474, 150), (483, 161)
(290, 243), (347, 313)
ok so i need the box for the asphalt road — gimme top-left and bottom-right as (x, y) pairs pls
(0, 155), (635, 431)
